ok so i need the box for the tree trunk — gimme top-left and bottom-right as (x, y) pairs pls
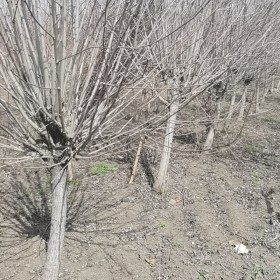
(68, 161), (73, 182)
(276, 77), (280, 91)
(271, 75), (276, 93)
(42, 165), (68, 280)
(238, 87), (247, 121)
(204, 99), (221, 151)
(255, 81), (260, 113)
(224, 92), (236, 130)
(260, 88), (271, 106)
(261, 77), (273, 106)
(153, 93), (179, 194)
(204, 125), (215, 151)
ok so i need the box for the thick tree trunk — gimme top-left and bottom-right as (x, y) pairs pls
(153, 95), (179, 194)
(42, 165), (68, 280)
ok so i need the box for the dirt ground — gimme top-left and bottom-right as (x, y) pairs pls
(1, 96), (280, 279)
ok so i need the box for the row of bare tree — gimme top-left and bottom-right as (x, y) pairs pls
(0, 0), (280, 279)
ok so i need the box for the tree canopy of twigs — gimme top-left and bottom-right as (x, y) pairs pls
(0, 0), (280, 165)
(0, 0), (158, 166)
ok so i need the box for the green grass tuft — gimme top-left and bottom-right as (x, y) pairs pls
(243, 142), (257, 155)
(88, 162), (119, 175)
(262, 116), (279, 124)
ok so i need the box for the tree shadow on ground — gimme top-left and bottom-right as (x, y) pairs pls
(0, 167), (153, 266)
(0, 169), (103, 260)
(0, 171), (51, 242)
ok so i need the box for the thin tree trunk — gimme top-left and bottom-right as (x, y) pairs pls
(68, 161), (73, 182)
(271, 75), (276, 93)
(204, 125), (215, 151)
(42, 165), (68, 280)
(261, 77), (273, 106)
(261, 76), (270, 105)
(224, 92), (236, 130)
(276, 77), (280, 91)
(260, 88), (271, 106)
(153, 94), (179, 194)
(238, 87), (247, 121)
(255, 80), (260, 113)
(129, 136), (145, 184)
(204, 99), (221, 151)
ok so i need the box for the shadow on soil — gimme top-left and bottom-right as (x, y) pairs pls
(0, 169), (148, 266)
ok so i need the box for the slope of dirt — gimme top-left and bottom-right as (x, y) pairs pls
(1, 96), (280, 280)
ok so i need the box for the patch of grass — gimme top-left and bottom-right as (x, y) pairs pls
(68, 177), (80, 185)
(246, 264), (278, 280)
(243, 143), (257, 155)
(198, 270), (209, 279)
(262, 116), (279, 124)
(67, 178), (80, 191)
(174, 240), (184, 248)
(251, 170), (260, 179)
(158, 222), (168, 229)
(88, 162), (119, 175)
(251, 265), (266, 279)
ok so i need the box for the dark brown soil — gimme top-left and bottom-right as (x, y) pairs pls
(1, 96), (280, 280)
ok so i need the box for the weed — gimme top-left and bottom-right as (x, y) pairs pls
(67, 178), (80, 190)
(262, 116), (279, 124)
(158, 222), (167, 229)
(243, 143), (257, 155)
(88, 162), (119, 175)
(248, 264), (278, 279)
(174, 240), (184, 248)
(251, 170), (260, 179)
(251, 265), (265, 279)
(198, 270), (209, 279)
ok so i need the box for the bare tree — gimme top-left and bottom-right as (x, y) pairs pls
(0, 0), (161, 279)
(144, 0), (217, 193)
(148, 0), (244, 192)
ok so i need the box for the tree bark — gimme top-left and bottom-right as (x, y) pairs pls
(260, 88), (271, 106)
(204, 125), (215, 151)
(224, 92), (236, 130)
(42, 165), (68, 280)
(238, 87), (247, 121)
(68, 161), (73, 182)
(204, 99), (221, 151)
(153, 93), (179, 194)
(255, 81), (260, 113)
(254, 75), (262, 113)
(261, 77), (273, 106)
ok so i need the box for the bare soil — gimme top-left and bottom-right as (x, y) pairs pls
(1, 96), (280, 280)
